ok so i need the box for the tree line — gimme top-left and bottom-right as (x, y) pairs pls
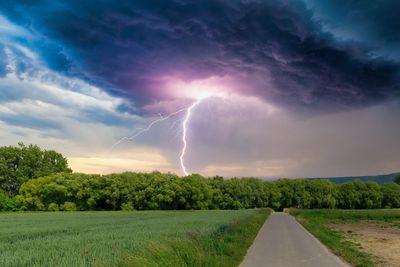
(12, 172), (400, 211)
(1, 144), (400, 211)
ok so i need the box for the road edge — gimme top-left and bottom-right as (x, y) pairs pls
(291, 214), (351, 267)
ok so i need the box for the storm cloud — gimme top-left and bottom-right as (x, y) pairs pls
(0, 1), (399, 177)
(1, 0), (399, 111)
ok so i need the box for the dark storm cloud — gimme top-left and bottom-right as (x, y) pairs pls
(305, 0), (400, 59)
(1, 0), (399, 111)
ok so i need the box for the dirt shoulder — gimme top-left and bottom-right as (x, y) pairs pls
(331, 222), (400, 267)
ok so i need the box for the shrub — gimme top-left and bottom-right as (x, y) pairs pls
(61, 202), (77, 211)
(0, 190), (21, 211)
(121, 202), (134, 211)
(48, 203), (59, 211)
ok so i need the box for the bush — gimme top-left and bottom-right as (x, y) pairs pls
(0, 190), (21, 211)
(61, 202), (77, 211)
(121, 202), (134, 211)
(47, 203), (59, 211)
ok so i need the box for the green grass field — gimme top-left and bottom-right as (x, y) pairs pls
(290, 209), (400, 267)
(0, 209), (269, 267)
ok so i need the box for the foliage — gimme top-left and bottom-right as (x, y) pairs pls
(126, 209), (271, 267)
(381, 183), (400, 208)
(290, 209), (400, 267)
(0, 143), (398, 211)
(60, 201), (77, 211)
(0, 143), (71, 195)
(337, 180), (383, 209)
(47, 202), (59, 211)
(13, 172), (400, 211)
(394, 174), (400, 184)
(0, 209), (258, 267)
(0, 190), (22, 211)
(275, 179), (338, 209)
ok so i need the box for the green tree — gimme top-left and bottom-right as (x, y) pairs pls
(394, 174), (400, 185)
(15, 171), (400, 212)
(264, 182), (281, 210)
(381, 183), (400, 208)
(275, 179), (295, 209)
(0, 143), (71, 194)
(176, 174), (213, 209)
(338, 180), (383, 209)
(306, 179), (338, 209)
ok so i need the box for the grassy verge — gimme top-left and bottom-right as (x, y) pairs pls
(125, 208), (271, 267)
(289, 209), (400, 267)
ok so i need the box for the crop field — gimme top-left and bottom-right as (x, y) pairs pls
(0, 209), (266, 267)
(291, 209), (400, 267)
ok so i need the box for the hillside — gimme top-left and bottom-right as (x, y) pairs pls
(322, 172), (399, 185)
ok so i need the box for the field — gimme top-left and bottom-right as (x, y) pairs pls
(0, 209), (269, 267)
(290, 209), (400, 267)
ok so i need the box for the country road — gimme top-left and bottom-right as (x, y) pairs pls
(240, 212), (349, 267)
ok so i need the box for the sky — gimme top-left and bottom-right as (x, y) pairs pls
(0, 0), (399, 178)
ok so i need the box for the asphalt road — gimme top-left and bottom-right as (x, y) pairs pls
(240, 212), (349, 267)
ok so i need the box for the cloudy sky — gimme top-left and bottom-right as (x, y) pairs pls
(0, 0), (399, 178)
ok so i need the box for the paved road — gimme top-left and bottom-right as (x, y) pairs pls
(240, 212), (349, 267)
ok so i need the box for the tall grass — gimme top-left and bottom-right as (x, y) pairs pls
(0, 210), (260, 267)
(125, 208), (271, 267)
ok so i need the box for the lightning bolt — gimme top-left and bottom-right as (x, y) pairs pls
(179, 97), (208, 176)
(110, 107), (186, 151)
(111, 96), (210, 176)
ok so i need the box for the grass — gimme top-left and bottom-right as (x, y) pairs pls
(126, 208), (271, 267)
(0, 209), (269, 267)
(290, 209), (400, 267)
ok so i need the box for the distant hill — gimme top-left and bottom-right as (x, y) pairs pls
(320, 172), (399, 185)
